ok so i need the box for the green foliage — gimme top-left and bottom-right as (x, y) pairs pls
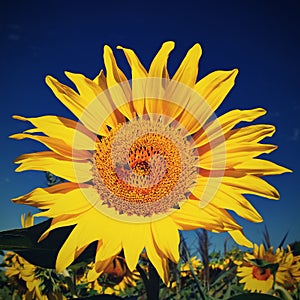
(0, 268), (18, 300)
(0, 224), (299, 299)
(227, 293), (281, 299)
(0, 220), (96, 268)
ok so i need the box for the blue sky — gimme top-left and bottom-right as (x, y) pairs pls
(0, 0), (299, 252)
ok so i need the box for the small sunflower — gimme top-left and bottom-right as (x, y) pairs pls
(11, 41), (290, 283)
(236, 244), (294, 293)
(180, 256), (202, 277)
(87, 256), (140, 296)
(277, 246), (300, 290)
(210, 258), (231, 271)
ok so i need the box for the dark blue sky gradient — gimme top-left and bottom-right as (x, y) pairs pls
(0, 0), (299, 252)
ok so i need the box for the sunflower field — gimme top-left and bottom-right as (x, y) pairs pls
(0, 216), (299, 300)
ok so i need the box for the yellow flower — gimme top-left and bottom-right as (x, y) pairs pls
(210, 258), (231, 271)
(11, 41), (290, 284)
(236, 244), (295, 293)
(79, 256), (140, 296)
(5, 253), (48, 300)
(277, 246), (300, 290)
(180, 256), (202, 277)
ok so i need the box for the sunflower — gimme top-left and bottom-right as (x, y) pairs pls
(236, 244), (295, 293)
(210, 257), (231, 271)
(86, 256), (140, 296)
(180, 256), (202, 277)
(11, 41), (290, 284)
(277, 246), (300, 290)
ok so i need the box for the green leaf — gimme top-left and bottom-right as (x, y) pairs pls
(227, 293), (281, 300)
(0, 220), (96, 268)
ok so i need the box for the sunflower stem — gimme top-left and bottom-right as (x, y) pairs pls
(62, 268), (77, 297)
(181, 235), (206, 300)
(196, 229), (210, 291)
(274, 284), (294, 300)
(136, 262), (160, 300)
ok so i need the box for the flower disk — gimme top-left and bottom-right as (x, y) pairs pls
(92, 117), (198, 218)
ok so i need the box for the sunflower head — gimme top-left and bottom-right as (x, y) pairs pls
(11, 41), (291, 284)
(180, 256), (202, 277)
(236, 244), (296, 293)
(87, 257), (140, 295)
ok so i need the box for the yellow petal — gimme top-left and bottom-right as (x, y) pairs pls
(225, 141), (277, 157)
(172, 43), (202, 87)
(12, 115), (96, 150)
(179, 69), (238, 134)
(225, 124), (276, 143)
(146, 42), (174, 117)
(234, 159), (292, 175)
(194, 108), (266, 147)
(152, 43), (202, 124)
(198, 142), (278, 169)
(145, 238), (169, 284)
(117, 46), (147, 79)
(163, 80), (193, 124)
(34, 186), (97, 218)
(229, 230), (253, 248)
(14, 151), (92, 183)
(151, 218), (180, 263)
(222, 172), (280, 199)
(87, 265), (102, 282)
(208, 187), (263, 223)
(56, 211), (104, 272)
(122, 223), (147, 271)
(145, 97), (186, 124)
(259, 244), (266, 258)
(149, 41), (174, 78)
(171, 199), (241, 232)
(12, 182), (83, 208)
(117, 46), (147, 117)
(93, 69), (107, 90)
(252, 244), (259, 257)
(46, 76), (110, 136)
(96, 238), (122, 263)
(21, 213), (34, 228)
(171, 200), (222, 231)
(39, 216), (86, 245)
(66, 71), (124, 129)
(93, 214), (123, 262)
(195, 69), (238, 108)
(103, 45), (133, 120)
(64, 71), (102, 100)
(10, 133), (91, 160)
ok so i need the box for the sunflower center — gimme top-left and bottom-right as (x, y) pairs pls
(103, 256), (127, 285)
(92, 117), (198, 218)
(252, 266), (272, 281)
(132, 161), (150, 176)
